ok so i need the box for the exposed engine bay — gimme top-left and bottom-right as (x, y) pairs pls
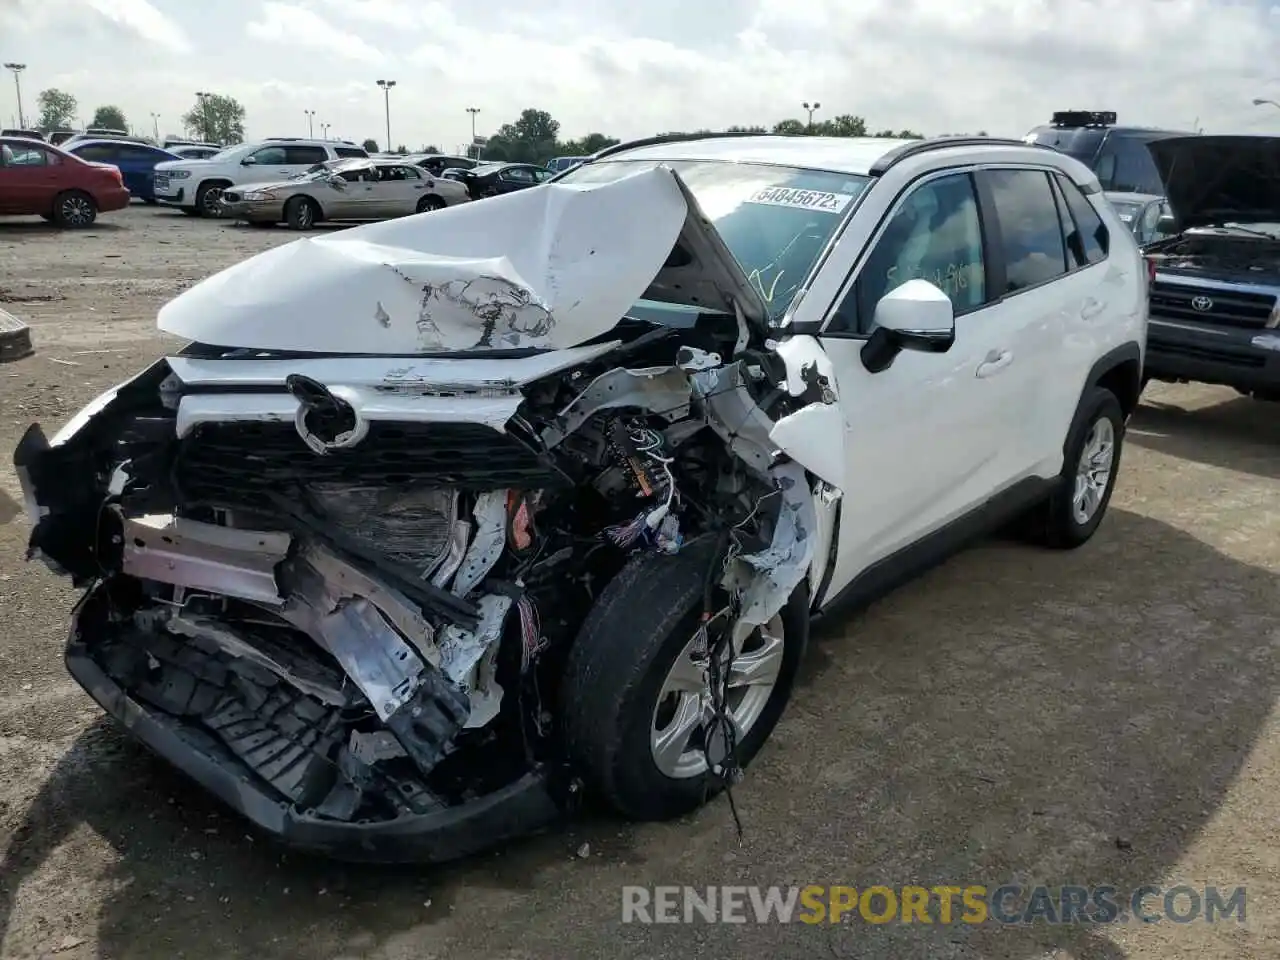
(15, 311), (841, 858)
(1145, 229), (1280, 274)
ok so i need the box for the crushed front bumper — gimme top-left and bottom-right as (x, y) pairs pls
(221, 199), (285, 223)
(67, 587), (562, 863)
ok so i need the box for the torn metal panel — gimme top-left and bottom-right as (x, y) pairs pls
(772, 334), (839, 400)
(174, 389), (523, 440)
(449, 491), (507, 597)
(164, 341), (623, 391)
(437, 592), (513, 728)
(542, 366), (692, 448)
(724, 461), (817, 633)
(297, 541), (440, 666)
(689, 362), (778, 477)
(121, 514), (292, 606)
(156, 167), (694, 354)
(769, 402), (848, 491)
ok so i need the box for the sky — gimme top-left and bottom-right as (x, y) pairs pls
(3, 0), (1280, 150)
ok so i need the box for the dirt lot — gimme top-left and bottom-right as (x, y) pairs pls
(0, 205), (1278, 960)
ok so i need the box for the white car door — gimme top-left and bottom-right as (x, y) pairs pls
(815, 170), (1019, 595)
(239, 145), (293, 184)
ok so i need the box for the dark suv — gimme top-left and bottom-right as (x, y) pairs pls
(1143, 135), (1280, 401)
(1024, 111), (1194, 196)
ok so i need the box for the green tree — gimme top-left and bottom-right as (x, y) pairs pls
(35, 88), (77, 133)
(181, 93), (245, 145)
(422, 144), (441, 153)
(90, 105), (127, 131)
(560, 132), (620, 156)
(487, 108), (562, 164)
(818, 114), (868, 137)
(395, 144), (408, 154)
(772, 118), (806, 135)
(362, 137), (379, 152)
(726, 125), (768, 134)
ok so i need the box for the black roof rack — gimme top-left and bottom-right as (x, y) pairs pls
(1051, 111), (1117, 128)
(867, 136), (1044, 176)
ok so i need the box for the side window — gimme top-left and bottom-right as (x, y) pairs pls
(1139, 202), (1162, 245)
(7, 146), (55, 166)
(1053, 173), (1109, 265)
(249, 146), (287, 165)
(73, 144), (118, 163)
(285, 145), (328, 165)
(504, 167), (534, 183)
(118, 145), (162, 162)
(334, 147), (365, 158)
(1093, 147), (1117, 190)
(828, 173), (986, 334)
(1111, 138), (1163, 194)
(986, 169), (1068, 291)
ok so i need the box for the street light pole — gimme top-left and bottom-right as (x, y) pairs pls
(802, 100), (821, 132)
(150, 112), (160, 141)
(195, 91), (212, 142)
(1253, 98), (1280, 112)
(3, 64), (25, 128)
(376, 79), (396, 151)
(304, 109), (315, 138)
(466, 106), (480, 158)
(321, 122), (331, 140)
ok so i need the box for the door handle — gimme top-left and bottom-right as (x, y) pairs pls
(975, 350), (1014, 378)
(1081, 297), (1105, 320)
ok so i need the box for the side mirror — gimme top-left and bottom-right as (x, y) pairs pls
(240, 156), (257, 166)
(860, 279), (957, 374)
(1156, 213), (1178, 235)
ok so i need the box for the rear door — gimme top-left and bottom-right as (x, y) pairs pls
(370, 163), (421, 216)
(116, 143), (168, 197)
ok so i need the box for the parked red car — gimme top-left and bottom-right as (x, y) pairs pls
(0, 136), (131, 227)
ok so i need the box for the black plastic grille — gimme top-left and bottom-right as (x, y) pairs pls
(175, 420), (565, 507)
(1150, 281), (1276, 329)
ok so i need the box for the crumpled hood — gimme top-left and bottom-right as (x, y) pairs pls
(1148, 135), (1280, 229)
(157, 166), (769, 354)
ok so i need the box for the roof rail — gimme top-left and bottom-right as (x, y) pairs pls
(588, 129), (780, 162)
(867, 136), (1049, 176)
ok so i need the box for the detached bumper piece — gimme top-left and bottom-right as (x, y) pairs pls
(0, 307), (33, 363)
(70, 582), (561, 863)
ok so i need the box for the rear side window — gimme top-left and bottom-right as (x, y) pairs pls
(285, 145), (329, 164)
(985, 169), (1068, 292)
(334, 147), (365, 158)
(117, 144), (163, 162)
(1095, 135), (1165, 194)
(1053, 173), (1109, 266)
(73, 144), (118, 163)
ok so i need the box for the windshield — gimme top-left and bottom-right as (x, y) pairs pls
(205, 145), (243, 163)
(1024, 126), (1105, 164)
(557, 158), (873, 317)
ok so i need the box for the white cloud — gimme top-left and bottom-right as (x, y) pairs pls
(2, 0), (1279, 150)
(81, 0), (191, 53)
(246, 2), (383, 63)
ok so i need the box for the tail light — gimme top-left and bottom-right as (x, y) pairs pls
(1144, 256), (1157, 286)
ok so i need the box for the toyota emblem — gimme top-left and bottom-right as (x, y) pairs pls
(1191, 295), (1214, 312)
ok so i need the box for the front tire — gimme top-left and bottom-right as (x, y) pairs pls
(416, 195), (447, 213)
(51, 191), (97, 228)
(195, 182), (228, 218)
(1034, 386), (1125, 549)
(562, 542), (808, 821)
(285, 196), (320, 230)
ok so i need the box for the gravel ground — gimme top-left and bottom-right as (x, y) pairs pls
(1, 206), (1278, 960)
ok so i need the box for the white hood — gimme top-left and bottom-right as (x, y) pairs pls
(158, 166), (768, 355)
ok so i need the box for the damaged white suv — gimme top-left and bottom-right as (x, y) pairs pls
(14, 134), (1146, 862)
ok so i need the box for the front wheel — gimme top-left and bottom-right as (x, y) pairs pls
(195, 182), (227, 218)
(561, 543), (808, 821)
(416, 195), (447, 213)
(1033, 386), (1125, 549)
(285, 196), (320, 230)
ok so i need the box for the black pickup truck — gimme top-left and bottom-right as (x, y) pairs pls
(1143, 135), (1280, 401)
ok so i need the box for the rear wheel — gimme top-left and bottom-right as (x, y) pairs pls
(416, 195), (447, 213)
(562, 543), (808, 820)
(1030, 386), (1125, 549)
(285, 196), (320, 230)
(51, 191), (97, 228)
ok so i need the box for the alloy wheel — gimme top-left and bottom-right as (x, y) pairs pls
(650, 608), (785, 779)
(1072, 417), (1115, 524)
(61, 196), (93, 226)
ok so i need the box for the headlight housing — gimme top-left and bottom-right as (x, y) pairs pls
(167, 170), (192, 179)
(242, 190), (277, 201)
